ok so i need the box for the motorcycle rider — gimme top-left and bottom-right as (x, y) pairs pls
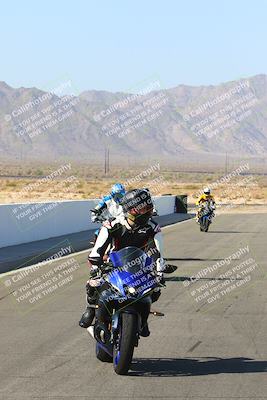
(91, 183), (126, 223)
(79, 188), (165, 337)
(196, 187), (216, 223)
(90, 183), (126, 243)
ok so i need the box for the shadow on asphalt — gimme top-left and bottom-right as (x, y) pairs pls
(165, 276), (243, 282)
(208, 231), (255, 234)
(130, 357), (267, 377)
(165, 258), (224, 261)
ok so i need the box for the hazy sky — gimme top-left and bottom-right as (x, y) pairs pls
(1, 0), (266, 94)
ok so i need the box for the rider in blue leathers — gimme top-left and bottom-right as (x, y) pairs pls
(91, 183), (126, 224)
(91, 183), (126, 243)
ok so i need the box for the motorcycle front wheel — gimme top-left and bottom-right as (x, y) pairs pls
(113, 312), (138, 375)
(204, 218), (210, 232)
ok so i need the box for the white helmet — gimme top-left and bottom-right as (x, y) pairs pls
(204, 187), (211, 195)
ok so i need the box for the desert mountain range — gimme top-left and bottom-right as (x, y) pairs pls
(0, 75), (266, 166)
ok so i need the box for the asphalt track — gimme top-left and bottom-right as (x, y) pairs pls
(0, 213), (266, 400)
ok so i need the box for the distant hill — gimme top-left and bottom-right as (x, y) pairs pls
(0, 75), (266, 165)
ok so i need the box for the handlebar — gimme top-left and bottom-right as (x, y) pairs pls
(89, 262), (113, 278)
(90, 208), (101, 214)
(102, 262), (114, 273)
(90, 209), (106, 223)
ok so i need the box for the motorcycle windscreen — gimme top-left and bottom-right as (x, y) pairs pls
(109, 246), (146, 269)
(108, 246), (156, 297)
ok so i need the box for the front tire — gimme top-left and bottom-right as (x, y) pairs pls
(113, 313), (137, 375)
(204, 218), (210, 232)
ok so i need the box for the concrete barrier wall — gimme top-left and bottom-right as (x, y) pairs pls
(0, 195), (176, 249)
(153, 195), (175, 216)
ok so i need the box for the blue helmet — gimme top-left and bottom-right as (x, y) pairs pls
(111, 183), (126, 203)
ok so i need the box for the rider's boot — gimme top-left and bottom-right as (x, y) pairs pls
(79, 283), (97, 328)
(140, 323), (150, 337)
(140, 297), (151, 337)
(79, 306), (95, 328)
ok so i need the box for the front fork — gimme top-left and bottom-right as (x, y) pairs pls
(112, 309), (142, 347)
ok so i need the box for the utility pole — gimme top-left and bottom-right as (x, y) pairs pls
(225, 152), (228, 175)
(104, 148), (107, 174)
(104, 147), (110, 174)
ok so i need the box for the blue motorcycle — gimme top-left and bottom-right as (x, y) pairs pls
(87, 246), (162, 375)
(199, 202), (215, 232)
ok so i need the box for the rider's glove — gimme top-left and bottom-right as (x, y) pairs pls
(156, 257), (166, 273)
(91, 214), (98, 223)
(91, 207), (102, 222)
(88, 265), (103, 286)
(89, 265), (100, 277)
